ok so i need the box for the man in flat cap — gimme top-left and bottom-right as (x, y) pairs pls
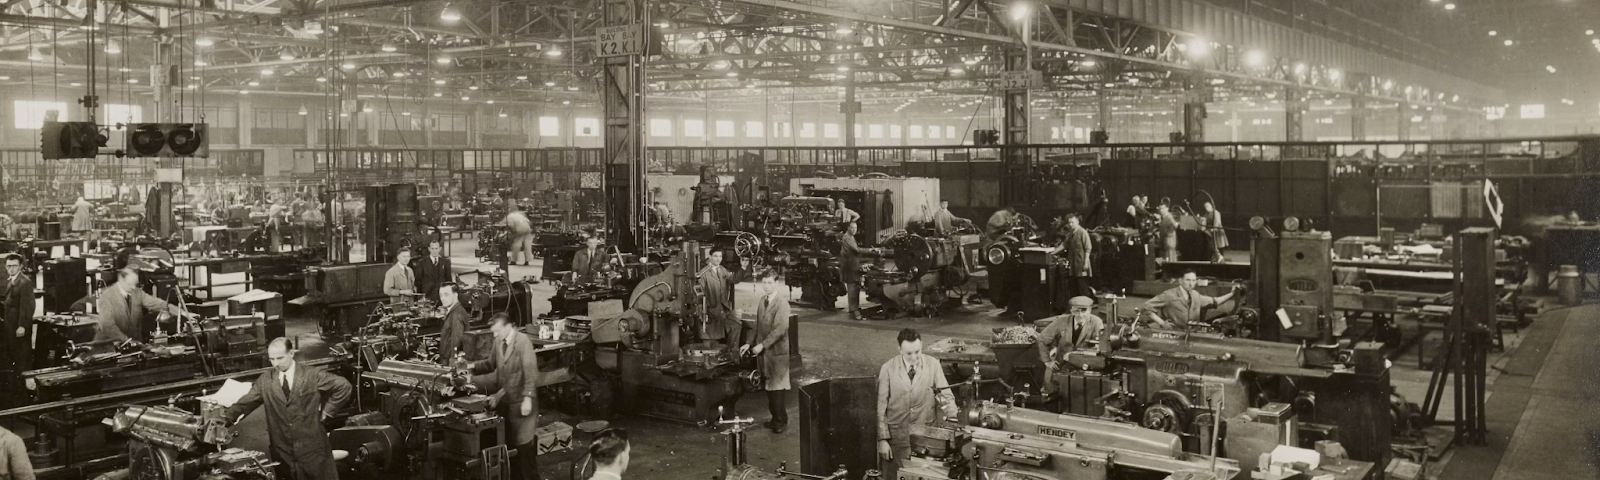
(1037, 296), (1105, 399)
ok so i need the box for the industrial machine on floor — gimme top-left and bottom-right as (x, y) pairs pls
(332, 359), (513, 480)
(581, 242), (761, 425)
(105, 404), (278, 480)
(900, 400), (1240, 480)
(717, 412), (856, 480)
(861, 232), (981, 318)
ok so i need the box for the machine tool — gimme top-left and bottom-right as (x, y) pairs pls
(861, 232), (980, 318)
(104, 404), (278, 480)
(333, 359), (512, 480)
(584, 243), (759, 424)
(717, 413), (857, 480)
(899, 400), (1240, 480)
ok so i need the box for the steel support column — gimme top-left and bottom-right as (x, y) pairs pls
(1351, 96), (1367, 141)
(1093, 89), (1110, 144)
(1285, 86), (1305, 142)
(1001, 48), (1029, 206)
(602, 0), (647, 253)
(1397, 103), (1411, 141)
(1182, 72), (1208, 145)
(843, 73), (858, 160)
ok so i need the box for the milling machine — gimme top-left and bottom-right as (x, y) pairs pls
(584, 243), (761, 425)
(104, 404), (278, 480)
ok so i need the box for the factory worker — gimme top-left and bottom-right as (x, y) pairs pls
(504, 208), (535, 266)
(0, 424), (33, 480)
(697, 249), (749, 353)
(585, 428), (630, 480)
(572, 235), (613, 284)
(437, 284), (471, 365)
(1142, 270), (1241, 329)
(741, 268), (792, 433)
(931, 201), (962, 235)
(71, 197), (94, 232)
(226, 338), (352, 480)
(876, 328), (955, 480)
(474, 313), (542, 480)
(1037, 296), (1105, 397)
(94, 268), (200, 343)
(382, 247), (418, 304)
(986, 206), (1018, 240)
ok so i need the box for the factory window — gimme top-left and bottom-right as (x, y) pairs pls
(745, 121), (764, 137)
(14, 101), (69, 129)
(909, 125), (923, 139)
(539, 116), (560, 137)
(1484, 106), (1505, 121)
(890, 125), (902, 139)
(715, 120), (736, 137)
(800, 122), (816, 138)
(823, 123), (840, 139)
(869, 124), (884, 138)
(1519, 104), (1545, 119)
(576, 117), (600, 137)
(650, 118), (673, 137)
(854, 124), (862, 139)
(1073, 127), (1085, 140)
(255, 109), (304, 129)
(104, 104), (142, 130)
(684, 119), (705, 138)
(1050, 127), (1060, 140)
(945, 126), (956, 139)
(927, 125), (942, 139)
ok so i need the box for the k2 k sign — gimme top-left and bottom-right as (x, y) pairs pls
(596, 24), (644, 57)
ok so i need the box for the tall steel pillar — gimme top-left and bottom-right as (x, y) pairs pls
(1093, 89), (1110, 144)
(1000, 49), (1030, 206)
(1397, 103), (1412, 141)
(1285, 86), (1305, 142)
(601, 0), (648, 253)
(1350, 96), (1367, 141)
(1182, 74), (1208, 144)
(843, 74), (859, 160)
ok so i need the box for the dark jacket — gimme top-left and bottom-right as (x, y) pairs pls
(1064, 225), (1093, 277)
(225, 363), (353, 480)
(474, 332), (541, 445)
(0, 274), (33, 339)
(572, 248), (608, 283)
(414, 255), (453, 304)
(748, 292), (791, 390)
(438, 303), (472, 363)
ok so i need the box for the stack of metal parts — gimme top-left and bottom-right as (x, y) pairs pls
(900, 401), (1239, 480)
(105, 404), (279, 480)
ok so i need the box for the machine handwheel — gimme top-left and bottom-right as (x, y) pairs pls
(1140, 401), (1188, 435)
(129, 443), (178, 480)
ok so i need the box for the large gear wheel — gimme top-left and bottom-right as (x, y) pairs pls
(1141, 399), (1190, 435)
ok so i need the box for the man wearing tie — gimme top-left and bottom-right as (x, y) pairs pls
(571, 236), (610, 284)
(1, 255), (34, 406)
(383, 247), (418, 304)
(94, 268), (198, 342)
(875, 328), (955, 480)
(697, 249), (748, 355)
(1142, 270), (1241, 329)
(415, 241), (453, 305)
(839, 222), (872, 320)
(474, 313), (541, 480)
(226, 338), (353, 480)
(740, 268), (791, 433)
(437, 284), (471, 365)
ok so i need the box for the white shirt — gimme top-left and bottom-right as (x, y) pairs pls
(590, 472), (622, 480)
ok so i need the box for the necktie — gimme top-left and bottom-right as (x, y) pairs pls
(281, 374), (291, 397)
(907, 358), (917, 382)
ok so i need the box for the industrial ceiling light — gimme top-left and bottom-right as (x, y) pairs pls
(1452, 95), (1459, 102)
(1186, 38), (1211, 57)
(469, 85), (479, 90)
(105, 40), (121, 54)
(240, 90), (249, 95)
(71, 82), (82, 87)
(545, 47), (562, 57)
(298, 106), (308, 116)
(280, 51), (296, 61)
(437, 55), (452, 65)
(261, 68), (274, 76)
(567, 84), (579, 91)
(963, 58), (979, 66)
(342, 62), (356, 70)
(392, 71), (407, 78)
(836, 25), (854, 35)
(304, 22), (323, 35)
(1244, 50), (1265, 67)
(487, 100), (495, 104)
(461, 96), (471, 101)
(1488, 30), (1497, 36)
(1504, 39), (1514, 46)
(196, 37), (214, 47)
(1329, 69), (1342, 80)
(248, 81), (260, 87)
(498, 110), (508, 118)
(1293, 63), (1306, 74)
(402, 111), (413, 116)
(0, 76), (10, 80)
(363, 106), (374, 112)
(711, 60), (729, 69)
(545, 79), (557, 87)
(1382, 80), (1393, 90)
(1010, 2), (1031, 22)
(381, 43), (398, 52)
(516, 75), (528, 80)
(1546, 65), (1557, 73)
(726, 72), (739, 77)
(1444, 3), (1455, 10)
(837, 65), (850, 72)
(563, 100), (571, 105)
(951, 67), (965, 74)
(434, 92), (443, 97)
(440, 4), (462, 22)
(1081, 60), (1096, 67)
(27, 48), (44, 61)
(126, 78), (138, 84)
(187, 84), (197, 89)
(317, 76), (327, 82)
(435, 79), (447, 85)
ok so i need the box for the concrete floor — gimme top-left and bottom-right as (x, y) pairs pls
(213, 237), (1594, 480)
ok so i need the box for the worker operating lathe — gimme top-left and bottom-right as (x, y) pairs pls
(875, 328), (956, 480)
